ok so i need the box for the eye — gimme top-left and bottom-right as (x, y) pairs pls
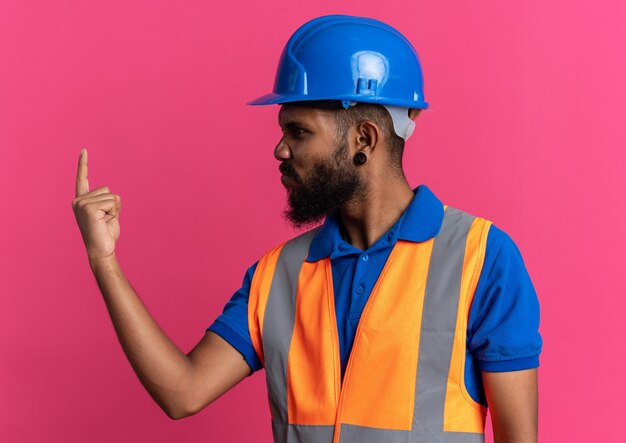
(281, 127), (307, 138)
(292, 127), (306, 137)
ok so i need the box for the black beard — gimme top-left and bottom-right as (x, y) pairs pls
(281, 140), (364, 229)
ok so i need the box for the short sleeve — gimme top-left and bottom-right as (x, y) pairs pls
(467, 224), (543, 372)
(206, 261), (263, 375)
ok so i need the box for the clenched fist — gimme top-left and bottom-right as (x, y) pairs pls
(72, 148), (121, 264)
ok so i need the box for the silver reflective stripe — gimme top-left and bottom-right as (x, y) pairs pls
(263, 207), (484, 443)
(272, 422), (335, 443)
(338, 420), (484, 442)
(340, 425), (483, 443)
(410, 205), (483, 441)
(263, 227), (322, 425)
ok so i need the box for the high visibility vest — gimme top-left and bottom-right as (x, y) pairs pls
(248, 205), (492, 443)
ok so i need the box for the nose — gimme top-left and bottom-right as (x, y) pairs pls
(274, 136), (292, 161)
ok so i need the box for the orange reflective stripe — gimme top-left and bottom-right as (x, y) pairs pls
(249, 243), (286, 367)
(287, 259), (340, 425)
(444, 217), (491, 432)
(336, 238), (435, 432)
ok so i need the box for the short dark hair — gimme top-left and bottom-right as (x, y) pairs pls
(332, 103), (405, 172)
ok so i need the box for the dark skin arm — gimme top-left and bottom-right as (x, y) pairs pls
(184, 330), (252, 416)
(74, 149), (251, 419)
(89, 255), (251, 419)
(482, 368), (538, 443)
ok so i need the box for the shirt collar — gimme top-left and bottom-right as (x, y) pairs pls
(306, 183), (445, 262)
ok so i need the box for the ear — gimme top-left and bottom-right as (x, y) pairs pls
(408, 108), (422, 120)
(354, 120), (380, 154)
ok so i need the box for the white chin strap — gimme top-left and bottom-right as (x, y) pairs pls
(381, 104), (415, 141)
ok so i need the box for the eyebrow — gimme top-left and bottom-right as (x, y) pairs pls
(279, 119), (310, 130)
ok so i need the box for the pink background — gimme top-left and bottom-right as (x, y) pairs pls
(2, 0), (624, 441)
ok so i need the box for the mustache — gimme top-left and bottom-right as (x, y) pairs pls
(279, 162), (301, 181)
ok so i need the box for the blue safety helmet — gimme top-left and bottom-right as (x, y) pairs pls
(248, 14), (429, 110)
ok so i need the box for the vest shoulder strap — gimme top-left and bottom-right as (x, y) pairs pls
(248, 225), (323, 368)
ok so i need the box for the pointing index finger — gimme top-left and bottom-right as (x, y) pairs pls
(76, 148), (89, 197)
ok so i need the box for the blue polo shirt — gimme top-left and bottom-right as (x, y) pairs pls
(207, 184), (542, 408)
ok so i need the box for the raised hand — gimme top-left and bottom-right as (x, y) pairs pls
(71, 148), (121, 263)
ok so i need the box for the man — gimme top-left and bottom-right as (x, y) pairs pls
(73, 14), (541, 443)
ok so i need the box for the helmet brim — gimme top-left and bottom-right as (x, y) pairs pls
(248, 92), (429, 109)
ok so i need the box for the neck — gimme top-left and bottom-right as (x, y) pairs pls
(338, 175), (415, 251)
